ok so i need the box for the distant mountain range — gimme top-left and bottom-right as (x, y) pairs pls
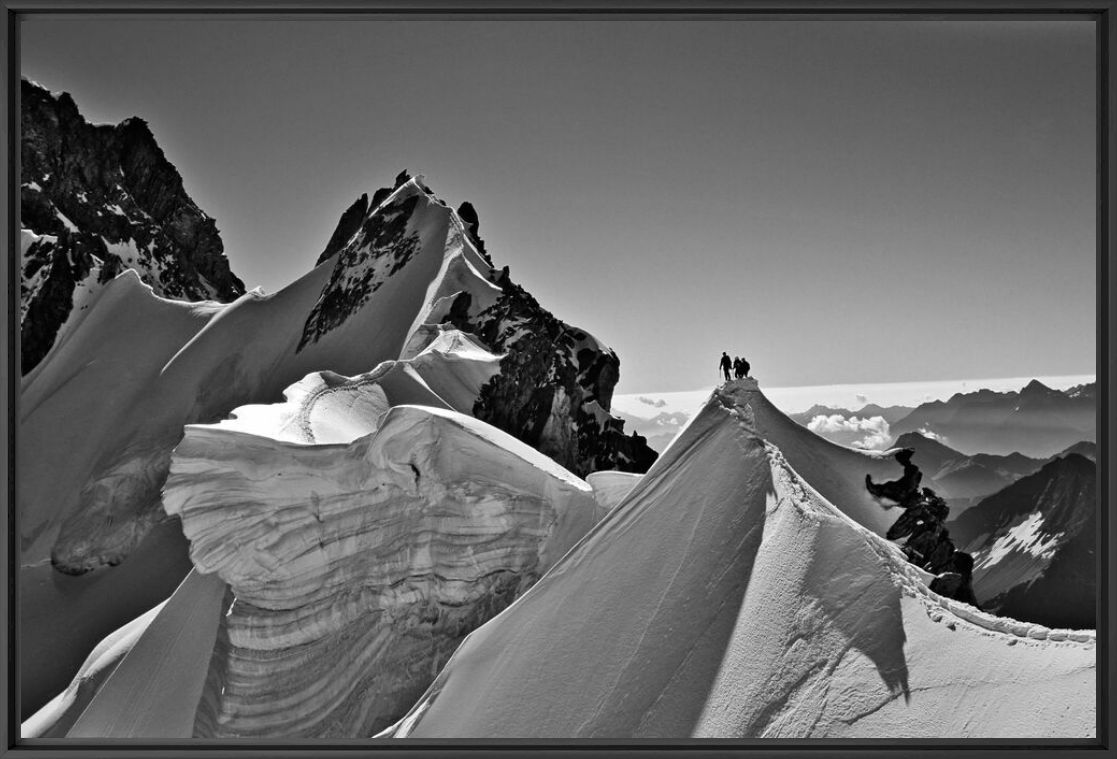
(888, 380), (1095, 458)
(788, 403), (914, 426)
(947, 453), (1096, 629)
(786, 380), (1095, 460)
(894, 432), (1093, 516)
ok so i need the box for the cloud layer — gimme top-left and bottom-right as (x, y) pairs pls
(807, 414), (891, 450)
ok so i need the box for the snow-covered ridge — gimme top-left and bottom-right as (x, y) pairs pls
(385, 379), (1094, 738)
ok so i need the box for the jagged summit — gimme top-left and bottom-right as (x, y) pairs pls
(19, 78), (244, 372)
(307, 171), (656, 476)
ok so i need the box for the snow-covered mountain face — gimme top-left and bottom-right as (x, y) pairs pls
(888, 380), (1096, 457)
(314, 173), (657, 478)
(386, 380), (1095, 739)
(948, 453), (1096, 629)
(19, 80), (244, 372)
(19, 163), (653, 718)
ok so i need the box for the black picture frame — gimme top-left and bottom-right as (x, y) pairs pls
(2, 2), (1113, 757)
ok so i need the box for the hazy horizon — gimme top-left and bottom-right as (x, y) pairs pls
(612, 371), (1097, 418)
(21, 15), (1096, 395)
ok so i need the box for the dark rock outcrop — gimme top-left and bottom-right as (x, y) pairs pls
(865, 448), (922, 505)
(314, 175), (658, 478)
(868, 449), (978, 607)
(441, 264), (657, 478)
(20, 79), (244, 372)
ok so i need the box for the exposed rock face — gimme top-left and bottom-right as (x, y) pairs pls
(164, 399), (599, 738)
(20, 79), (244, 372)
(440, 260), (656, 478)
(316, 173), (657, 478)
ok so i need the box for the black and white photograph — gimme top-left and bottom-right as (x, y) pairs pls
(5, 4), (1109, 745)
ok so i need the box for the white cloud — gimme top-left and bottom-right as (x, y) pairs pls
(808, 414), (891, 450)
(917, 427), (949, 443)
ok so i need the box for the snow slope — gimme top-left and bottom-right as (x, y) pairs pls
(386, 380), (1095, 739)
(22, 569), (226, 739)
(585, 471), (642, 516)
(615, 380), (916, 538)
(722, 379), (904, 537)
(159, 400), (599, 738)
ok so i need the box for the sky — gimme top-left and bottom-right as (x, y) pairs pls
(20, 15), (1097, 395)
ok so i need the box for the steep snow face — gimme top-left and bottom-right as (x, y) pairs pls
(64, 570), (227, 739)
(162, 403), (599, 738)
(585, 471), (642, 516)
(20, 80), (244, 372)
(386, 382), (1095, 739)
(22, 568), (226, 739)
(21, 601), (167, 738)
(721, 379), (905, 537)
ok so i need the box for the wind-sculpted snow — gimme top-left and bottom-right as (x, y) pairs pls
(19, 172), (652, 716)
(386, 380), (1095, 739)
(162, 404), (598, 738)
(202, 329), (501, 444)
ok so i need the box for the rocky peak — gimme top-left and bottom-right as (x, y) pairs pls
(310, 173), (657, 477)
(20, 78), (244, 372)
(1019, 379), (1057, 398)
